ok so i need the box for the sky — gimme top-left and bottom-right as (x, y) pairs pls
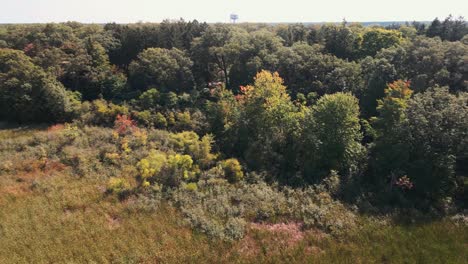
(0, 0), (467, 23)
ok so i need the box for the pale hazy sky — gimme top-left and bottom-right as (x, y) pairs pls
(1, 0), (467, 23)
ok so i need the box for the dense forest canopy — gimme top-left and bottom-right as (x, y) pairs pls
(0, 15), (467, 210)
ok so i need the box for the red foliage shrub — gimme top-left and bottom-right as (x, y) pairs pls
(114, 115), (137, 135)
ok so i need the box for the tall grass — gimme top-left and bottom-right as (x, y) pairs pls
(0, 174), (227, 263)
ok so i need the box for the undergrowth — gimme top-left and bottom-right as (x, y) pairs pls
(0, 124), (466, 263)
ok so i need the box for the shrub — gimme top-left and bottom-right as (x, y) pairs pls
(136, 151), (167, 179)
(107, 177), (130, 197)
(137, 150), (197, 188)
(125, 194), (162, 213)
(183, 182), (198, 191)
(103, 152), (120, 165)
(165, 154), (196, 187)
(198, 164), (225, 180)
(319, 170), (341, 196)
(237, 182), (290, 221)
(180, 203), (226, 239)
(61, 123), (80, 140)
(133, 110), (153, 127)
(133, 110), (167, 129)
(60, 145), (100, 176)
(170, 185), (244, 240)
(224, 217), (247, 241)
(169, 131), (216, 168)
(174, 111), (192, 130)
(131, 129), (148, 147)
(295, 188), (356, 235)
(81, 126), (115, 146)
(79, 99), (130, 126)
(220, 158), (244, 183)
(114, 114), (137, 136)
(170, 181), (290, 240)
(153, 113), (168, 129)
(137, 88), (161, 109)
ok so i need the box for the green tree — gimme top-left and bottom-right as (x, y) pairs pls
(400, 37), (467, 93)
(240, 71), (305, 176)
(49, 38), (126, 100)
(406, 87), (468, 203)
(319, 24), (361, 59)
(104, 20), (207, 68)
(360, 28), (403, 57)
(427, 16), (467, 41)
(191, 25), (252, 88)
(221, 158), (244, 183)
(360, 55), (400, 117)
(191, 25), (240, 88)
(229, 29), (283, 89)
(137, 88), (161, 109)
(205, 84), (241, 155)
(374, 36), (468, 95)
(426, 18), (443, 38)
(304, 92), (364, 180)
(370, 80), (413, 188)
(0, 49), (74, 122)
(275, 43), (363, 96)
(276, 24), (308, 46)
(83, 38), (127, 100)
(129, 47), (194, 92)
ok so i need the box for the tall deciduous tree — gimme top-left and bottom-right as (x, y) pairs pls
(129, 47), (194, 92)
(370, 80), (413, 187)
(239, 71), (305, 175)
(276, 24), (308, 46)
(275, 43), (363, 96)
(406, 87), (468, 203)
(205, 84), (241, 155)
(360, 28), (403, 58)
(304, 92), (365, 180)
(191, 25), (251, 88)
(0, 49), (74, 122)
(319, 24), (361, 60)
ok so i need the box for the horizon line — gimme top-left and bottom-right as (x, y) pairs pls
(0, 20), (436, 25)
